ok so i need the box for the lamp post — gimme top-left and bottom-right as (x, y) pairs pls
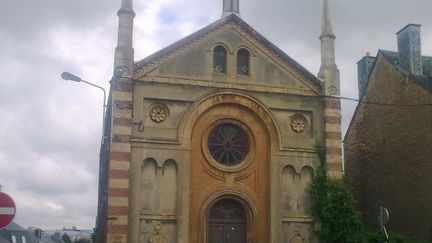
(61, 71), (107, 145)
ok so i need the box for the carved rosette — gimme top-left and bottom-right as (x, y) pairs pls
(290, 114), (308, 133)
(149, 104), (169, 123)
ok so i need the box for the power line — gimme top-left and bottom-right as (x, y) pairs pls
(324, 95), (432, 107)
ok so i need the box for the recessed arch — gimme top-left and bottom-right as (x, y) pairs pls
(234, 45), (255, 56)
(178, 90), (281, 150)
(161, 159), (178, 214)
(141, 158), (158, 213)
(212, 42), (232, 54)
(299, 166), (314, 216)
(281, 165), (297, 216)
(162, 159), (178, 172)
(300, 165), (314, 177)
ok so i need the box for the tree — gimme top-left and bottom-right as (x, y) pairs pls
(62, 233), (72, 243)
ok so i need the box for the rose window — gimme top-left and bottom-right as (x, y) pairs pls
(208, 124), (249, 165)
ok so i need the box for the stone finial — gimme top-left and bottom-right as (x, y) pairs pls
(222, 0), (240, 17)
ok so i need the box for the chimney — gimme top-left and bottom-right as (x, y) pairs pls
(357, 53), (375, 97)
(34, 229), (42, 238)
(397, 24), (423, 75)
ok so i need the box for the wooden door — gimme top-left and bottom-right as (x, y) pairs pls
(208, 199), (246, 243)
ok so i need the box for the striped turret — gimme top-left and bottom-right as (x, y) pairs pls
(106, 0), (135, 242)
(318, 0), (343, 177)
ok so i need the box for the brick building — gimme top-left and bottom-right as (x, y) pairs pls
(96, 0), (344, 242)
(344, 24), (432, 240)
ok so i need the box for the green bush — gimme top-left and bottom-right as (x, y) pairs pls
(309, 146), (363, 242)
(309, 145), (424, 243)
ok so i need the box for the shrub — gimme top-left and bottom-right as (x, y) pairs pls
(308, 145), (424, 243)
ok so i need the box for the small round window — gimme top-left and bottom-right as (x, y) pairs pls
(208, 123), (250, 165)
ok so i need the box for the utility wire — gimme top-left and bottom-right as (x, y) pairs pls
(323, 95), (432, 107)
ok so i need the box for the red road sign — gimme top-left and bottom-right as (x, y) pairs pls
(0, 192), (16, 230)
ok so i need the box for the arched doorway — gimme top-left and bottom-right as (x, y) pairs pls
(208, 199), (247, 243)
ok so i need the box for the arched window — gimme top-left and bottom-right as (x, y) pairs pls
(213, 46), (227, 73)
(237, 48), (250, 76)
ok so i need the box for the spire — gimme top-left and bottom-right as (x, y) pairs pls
(321, 0), (334, 38)
(320, 0), (343, 178)
(120, 0), (133, 11)
(114, 0), (135, 75)
(222, 0), (240, 17)
(318, 0), (340, 96)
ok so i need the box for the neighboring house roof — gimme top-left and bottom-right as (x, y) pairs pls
(379, 50), (432, 92)
(135, 13), (322, 88)
(344, 49), (432, 141)
(4, 223), (26, 232)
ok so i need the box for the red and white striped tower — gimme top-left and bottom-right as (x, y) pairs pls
(318, 0), (343, 177)
(106, 0), (135, 242)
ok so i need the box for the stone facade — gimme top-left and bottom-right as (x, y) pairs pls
(128, 15), (325, 243)
(97, 2), (343, 242)
(345, 39), (432, 239)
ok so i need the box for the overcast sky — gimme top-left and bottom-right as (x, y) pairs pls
(0, 0), (431, 230)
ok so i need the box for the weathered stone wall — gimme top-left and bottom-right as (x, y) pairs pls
(345, 55), (432, 240)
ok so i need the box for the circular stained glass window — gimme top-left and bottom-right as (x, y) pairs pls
(208, 124), (250, 165)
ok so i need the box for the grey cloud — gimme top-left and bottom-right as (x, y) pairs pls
(0, 0), (112, 229)
(0, 0), (117, 37)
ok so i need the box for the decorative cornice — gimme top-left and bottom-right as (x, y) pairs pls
(135, 75), (319, 96)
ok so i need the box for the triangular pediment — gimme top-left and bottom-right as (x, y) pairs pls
(135, 14), (322, 95)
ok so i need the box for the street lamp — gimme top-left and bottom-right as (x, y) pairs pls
(61, 71), (107, 144)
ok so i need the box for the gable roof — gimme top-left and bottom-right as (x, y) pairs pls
(135, 14), (322, 90)
(379, 50), (432, 92)
(4, 223), (26, 232)
(344, 49), (432, 141)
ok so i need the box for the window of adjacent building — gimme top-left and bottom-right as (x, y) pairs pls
(11, 235), (17, 243)
(21, 236), (27, 243)
(213, 45), (227, 73)
(237, 48), (250, 76)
